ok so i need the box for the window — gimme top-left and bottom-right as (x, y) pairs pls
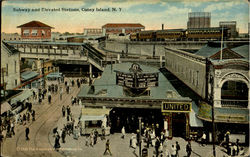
(15, 79), (17, 86)
(31, 29), (38, 36)
(42, 30), (45, 36)
(23, 29), (29, 36)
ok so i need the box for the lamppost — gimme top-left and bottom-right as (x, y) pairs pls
(138, 117), (142, 157)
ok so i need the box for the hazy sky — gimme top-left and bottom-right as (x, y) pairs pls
(2, 0), (249, 33)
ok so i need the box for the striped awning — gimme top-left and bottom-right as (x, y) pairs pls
(1, 101), (11, 114)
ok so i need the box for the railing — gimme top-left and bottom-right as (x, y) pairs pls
(221, 99), (248, 108)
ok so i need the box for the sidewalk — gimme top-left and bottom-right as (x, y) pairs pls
(50, 105), (250, 157)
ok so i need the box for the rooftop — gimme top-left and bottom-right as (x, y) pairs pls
(78, 63), (190, 101)
(17, 21), (54, 28)
(102, 23), (145, 28)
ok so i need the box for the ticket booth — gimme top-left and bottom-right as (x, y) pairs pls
(162, 101), (192, 139)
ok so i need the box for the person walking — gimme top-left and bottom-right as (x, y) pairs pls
(62, 106), (66, 117)
(171, 144), (177, 157)
(25, 127), (30, 140)
(10, 122), (15, 136)
(201, 132), (206, 146)
(54, 134), (60, 151)
(176, 141), (180, 157)
(61, 128), (66, 143)
(186, 141), (192, 157)
(121, 126), (126, 139)
(31, 110), (35, 121)
(103, 139), (112, 156)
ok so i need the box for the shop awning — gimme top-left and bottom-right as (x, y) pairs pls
(1, 101), (11, 114)
(21, 71), (39, 82)
(81, 108), (110, 121)
(10, 90), (33, 104)
(190, 109), (203, 127)
(82, 108), (110, 116)
(46, 72), (62, 78)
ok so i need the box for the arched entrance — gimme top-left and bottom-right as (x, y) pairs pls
(221, 80), (248, 108)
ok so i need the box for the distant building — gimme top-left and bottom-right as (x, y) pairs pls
(219, 21), (238, 38)
(102, 23), (145, 35)
(17, 21), (54, 41)
(84, 28), (103, 36)
(1, 33), (21, 41)
(1, 42), (21, 90)
(187, 12), (211, 29)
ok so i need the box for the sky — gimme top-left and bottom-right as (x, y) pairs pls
(2, 0), (249, 33)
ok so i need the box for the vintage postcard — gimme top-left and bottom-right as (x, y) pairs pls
(1, 0), (249, 157)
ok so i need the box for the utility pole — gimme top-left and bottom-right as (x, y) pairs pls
(138, 117), (142, 157)
(42, 59), (45, 89)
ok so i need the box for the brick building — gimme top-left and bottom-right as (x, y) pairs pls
(17, 21), (53, 41)
(102, 23), (145, 35)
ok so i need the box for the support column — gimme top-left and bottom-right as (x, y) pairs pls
(89, 64), (92, 78)
(186, 113), (190, 139)
(164, 113), (172, 139)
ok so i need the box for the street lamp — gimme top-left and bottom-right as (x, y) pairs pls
(138, 117), (142, 157)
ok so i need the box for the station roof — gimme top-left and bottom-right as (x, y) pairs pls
(231, 44), (249, 60)
(78, 62), (190, 101)
(17, 21), (54, 28)
(102, 23), (145, 28)
(21, 71), (39, 82)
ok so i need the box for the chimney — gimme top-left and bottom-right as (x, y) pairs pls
(162, 24), (164, 30)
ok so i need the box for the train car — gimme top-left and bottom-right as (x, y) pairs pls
(129, 32), (138, 41)
(138, 30), (155, 41)
(186, 27), (228, 41)
(156, 29), (186, 41)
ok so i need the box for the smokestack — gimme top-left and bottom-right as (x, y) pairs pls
(162, 24), (164, 30)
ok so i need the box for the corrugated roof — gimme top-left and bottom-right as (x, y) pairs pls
(21, 71), (39, 82)
(102, 23), (145, 28)
(195, 44), (225, 58)
(17, 21), (53, 28)
(231, 45), (249, 60)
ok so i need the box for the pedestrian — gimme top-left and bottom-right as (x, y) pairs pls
(11, 122), (15, 136)
(236, 139), (240, 155)
(186, 141), (192, 157)
(232, 143), (237, 156)
(66, 105), (70, 116)
(176, 141), (180, 157)
(79, 99), (82, 106)
(61, 128), (66, 143)
(94, 129), (98, 144)
(102, 127), (106, 140)
(25, 127), (30, 140)
(121, 126), (125, 139)
(26, 112), (30, 122)
(90, 132), (94, 147)
(103, 139), (112, 156)
(54, 134), (60, 151)
(48, 92), (52, 104)
(62, 105), (66, 117)
(201, 132), (206, 146)
(155, 137), (160, 157)
(31, 110), (35, 121)
(60, 87), (63, 100)
(23, 114), (26, 125)
(171, 144), (177, 157)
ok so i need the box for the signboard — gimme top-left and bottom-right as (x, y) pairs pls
(162, 102), (192, 112)
(115, 64), (159, 89)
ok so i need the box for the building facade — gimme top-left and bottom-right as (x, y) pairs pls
(1, 33), (21, 41)
(165, 42), (249, 143)
(1, 42), (21, 90)
(219, 21), (238, 38)
(187, 12), (211, 29)
(17, 21), (53, 41)
(84, 28), (103, 36)
(102, 23), (145, 35)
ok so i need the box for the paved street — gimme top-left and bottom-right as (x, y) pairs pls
(1, 78), (249, 157)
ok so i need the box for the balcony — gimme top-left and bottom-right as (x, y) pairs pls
(221, 99), (248, 108)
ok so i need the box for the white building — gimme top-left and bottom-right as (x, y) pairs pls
(1, 42), (21, 89)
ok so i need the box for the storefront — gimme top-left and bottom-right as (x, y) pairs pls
(162, 101), (192, 139)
